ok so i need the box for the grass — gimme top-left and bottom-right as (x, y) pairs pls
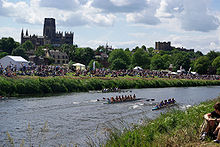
(104, 97), (220, 147)
(0, 76), (220, 97)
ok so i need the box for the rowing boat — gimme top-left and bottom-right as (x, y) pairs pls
(152, 102), (176, 111)
(103, 98), (142, 104)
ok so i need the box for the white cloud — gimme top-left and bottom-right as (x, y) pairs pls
(39, 0), (80, 10)
(179, 0), (219, 32)
(155, 0), (183, 18)
(126, 9), (160, 25)
(91, 0), (147, 13)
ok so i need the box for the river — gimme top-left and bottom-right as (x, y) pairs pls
(0, 86), (220, 146)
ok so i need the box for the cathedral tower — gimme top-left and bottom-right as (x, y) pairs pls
(43, 18), (56, 40)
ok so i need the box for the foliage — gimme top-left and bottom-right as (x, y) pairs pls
(60, 44), (77, 61)
(0, 52), (8, 59)
(108, 49), (131, 70)
(111, 58), (127, 70)
(0, 37), (19, 54)
(104, 97), (220, 147)
(172, 52), (191, 71)
(35, 48), (45, 57)
(193, 56), (210, 74)
(207, 50), (220, 63)
(132, 48), (150, 69)
(88, 59), (102, 70)
(150, 54), (163, 70)
(0, 76), (219, 97)
(74, 47), (95, 65)
(22, 40), (34, 51)
(12, 46), (28, 59)
(212, 56), (220, 75)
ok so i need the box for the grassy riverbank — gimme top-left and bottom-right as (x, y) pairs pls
(104, 97), (220, 147)
(0, 76), (220, 97)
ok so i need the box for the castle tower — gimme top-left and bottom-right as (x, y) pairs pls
(43, 18), (56, 40)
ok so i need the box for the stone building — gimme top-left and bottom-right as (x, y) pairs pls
(155, 41), (194, 52)
(45, 49), (69, 65)
(21, 18), (74, 48)
(155, 41), (172, 51)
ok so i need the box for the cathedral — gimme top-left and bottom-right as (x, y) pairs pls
(21, 18), (74, 48)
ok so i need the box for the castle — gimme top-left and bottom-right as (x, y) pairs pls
(21, 18), (74, 48)
(155, 41), (194, 52)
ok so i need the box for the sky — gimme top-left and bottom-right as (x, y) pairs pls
(0, 0), (220, 54)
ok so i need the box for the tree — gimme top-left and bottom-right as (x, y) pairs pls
(0, 37), (19, 54)
(207, 51), (220, 63)
(35, 48), (45, 57)
(193, 56), (210, 74)
(88, 60), (102, 70)
(60, 44), (77, 61)
(0, 52), (8, 59)
(161, 54), (172, 69)
(195, 51), (203, 58)
(212, 56), (220, 75)
(74, 47), (95, 65)
(132, 48), (150, 69)
(172, 52), (191, 71)
(12, 47), (28, 59)
(108, 49), (131, 69)
(150, 54), (163, 70)
(111, 58), (127, 70)
(22, 40), (34, 51)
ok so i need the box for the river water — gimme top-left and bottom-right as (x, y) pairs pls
(0, 86), (220, 146)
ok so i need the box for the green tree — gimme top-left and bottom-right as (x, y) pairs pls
(22, 40), (34, 51)
(0, 37), (19, 54)
(161, 54), (172, 69)
(88, 60), (102, 70)
(35, 48), (45, 57)
(207, 51), (220, 63)
(212, 56), (220, 75)
(0, 52), (8, 59)
(108, 49), (131, 69)
(195, 51), (203, 58)
(60, 44), (77, 61)
(111, 58), (127, 70)
(193, 56), (209, 74)
(74, 47), (95, 65)
(172, 52), (191, 71)
(150, 54), (163, 70)
(12, 47), (28, 59)
(132, 48), (150, 69)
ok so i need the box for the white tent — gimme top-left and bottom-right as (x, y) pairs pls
(72, 63), (85, 71)
(0, 55), (29, 69)
(134, 66), (143, 70)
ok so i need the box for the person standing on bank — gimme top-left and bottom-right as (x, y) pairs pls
(201, 102), (220, 143)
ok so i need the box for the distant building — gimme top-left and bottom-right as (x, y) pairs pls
(155, 41), (194, 52)
(21, 18), (74, 48)
(155, 41), (172, 51)
(45, 49), (69, 65)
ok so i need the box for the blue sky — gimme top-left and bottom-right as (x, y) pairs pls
(0, 0), (220, 54)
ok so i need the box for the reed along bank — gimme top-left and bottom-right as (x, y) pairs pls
(104, 97), (220, 147)
(0, 76), (220, 97)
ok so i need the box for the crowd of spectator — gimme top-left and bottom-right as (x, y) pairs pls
(0, 63), (219, 80)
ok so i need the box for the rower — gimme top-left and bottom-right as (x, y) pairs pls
(107, 98), (111, 104)
(133, 94), (136, 100)
(111, 97), (115, 103)
(171, 98), (176, 104)
(118, 96), (122, 102)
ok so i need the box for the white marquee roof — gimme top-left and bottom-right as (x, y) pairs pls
(7, 55), (28, 62)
